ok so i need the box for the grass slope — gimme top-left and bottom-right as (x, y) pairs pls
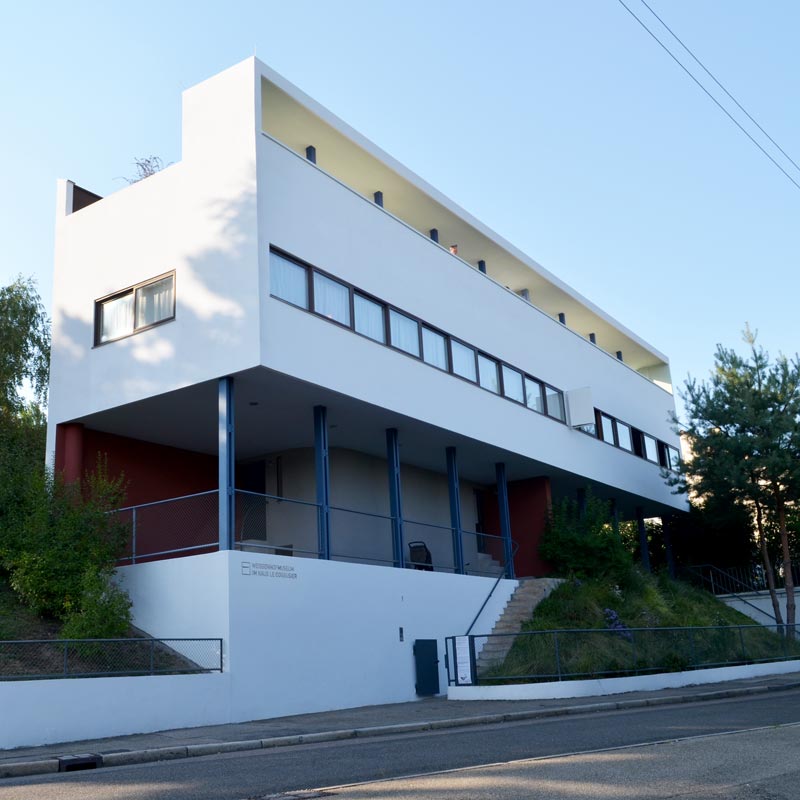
(485, 571), (798, 682)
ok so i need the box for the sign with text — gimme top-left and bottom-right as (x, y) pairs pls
(241, 562), (298, 580)
(454, 636), (473, 685)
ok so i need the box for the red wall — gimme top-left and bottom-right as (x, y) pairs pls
(55, 424), (217, 506)
(482, 476), (553, 578)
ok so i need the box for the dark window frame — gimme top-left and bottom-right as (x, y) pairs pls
(94, 270), (176, 347)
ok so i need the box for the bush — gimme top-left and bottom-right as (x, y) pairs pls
(539, 490), (632, 582)
(2, 457), (131, 635)
(60, 568), (132, 640)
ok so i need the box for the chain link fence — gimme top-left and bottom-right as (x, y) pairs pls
(0, 637), (223, 680)
(447, 623), (800, 686)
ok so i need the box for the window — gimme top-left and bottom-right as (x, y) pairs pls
(354, 293), (385, 343)
(502, 366), (524, 404)
(270, 252), (308, 309)
(666, 445), (681, 470)
(600, 414), (616, 445)
(545, 385), (565, 421)
(389, 310), (419, 356)
(616, 421), (633, 452)
(643, 434), (659, 463)
(477, 355), (500, 394)
(96, 273), (175, 345)
(525, 377), (544, 413)
(313, 273), (350, 326)
(422, 326), (448, 370)
(451, 340), (477, 382)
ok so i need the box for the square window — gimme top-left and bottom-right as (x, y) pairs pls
(270, 252), (308, 309)
(313, 272), (350, 326)
(422, 327), (448, 370)
(525, 377), (544, 413)
(502, 366), (524, 403)
(451, 340), (476, 382)
(354, 294), (385, 343)
(389, 310), (419, 356)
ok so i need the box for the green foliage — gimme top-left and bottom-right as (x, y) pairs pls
(1, 458), (129, 632)
(485, 573), (800, 682)
(60, 568), (132, 640)
(539, 490), (632, 582)
(0, 276), (50, 414)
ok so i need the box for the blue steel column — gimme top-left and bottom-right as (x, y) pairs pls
(446, 447), (465, 574)
(218, 377), (235, 551)
(386, 428), (405, 568)
(314, 406), (331, 560)
(636, 505), (651, 572)
(495, 463), (515, 579)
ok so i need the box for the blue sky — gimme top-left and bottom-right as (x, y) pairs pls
(1, 1), (797, 418)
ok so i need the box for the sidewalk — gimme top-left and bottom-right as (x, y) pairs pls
(3, 671), (800, 779)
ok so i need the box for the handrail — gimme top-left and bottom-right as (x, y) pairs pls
(112, 489), (217, 514)
(683, 564), (779, 625)
(465, 540), (519, 636)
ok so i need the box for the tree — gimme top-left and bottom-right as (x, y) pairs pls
(0, 276), (50, 415)
(675, 330), (800, 631)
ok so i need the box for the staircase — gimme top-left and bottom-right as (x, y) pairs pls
(475, 577), (562, 672)
(469, 551), (504, 576)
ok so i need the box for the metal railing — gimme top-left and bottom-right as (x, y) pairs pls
(0, 637), (223, 681)
(446, 624), (800, 686)
(465, 540), (520, 636)
(114, 490), (219, 564)
(113, 488), (515, 578)
(685, 563), (800, 596)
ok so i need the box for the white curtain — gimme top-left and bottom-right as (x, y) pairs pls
(136, 276), (174, 328)
(451, 340), (476, 381)
(390, 310), (419, 356)
(314, 273), (350, 325)
(100, 293), (134, 342)
(422, 327), (447, 370)
(354, 294), (385, 342)
(271, 253), (308, 308)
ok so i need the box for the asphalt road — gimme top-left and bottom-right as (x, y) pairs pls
(3, 689), (800, 800)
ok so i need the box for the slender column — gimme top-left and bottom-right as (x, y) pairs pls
(495, 463), (514, 579)
(314, 405), (331, 560)
(218, 377), (235, 551)
(446, 447), (465, 574)
(386, 428), (405, 568)
(636, 506), (651, 572)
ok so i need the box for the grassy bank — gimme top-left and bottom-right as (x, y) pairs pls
(483, 571), (799, 682)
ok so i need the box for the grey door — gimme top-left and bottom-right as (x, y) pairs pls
(413, 639), (440, 696)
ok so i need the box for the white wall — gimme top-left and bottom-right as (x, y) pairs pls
(721, 590), (786, 627)
(47, 60), (262, 457)
(0, 674), (229, 749)
(120, 551), (516, 723)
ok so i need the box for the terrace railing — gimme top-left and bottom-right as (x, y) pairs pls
(446, 623), (800, 686)
(114, 488), (514, 578)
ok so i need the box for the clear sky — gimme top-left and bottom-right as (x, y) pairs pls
(1, 0), (797, 419)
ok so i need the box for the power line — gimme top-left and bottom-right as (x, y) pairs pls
(615, 0), (800, 193)
(638, 0), (800, 177)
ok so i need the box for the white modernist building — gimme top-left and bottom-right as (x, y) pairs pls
(44, 58), (686, 733)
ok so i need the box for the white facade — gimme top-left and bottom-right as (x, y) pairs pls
(41, 58), (689, 732)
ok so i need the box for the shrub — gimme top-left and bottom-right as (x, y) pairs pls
(60, 568), (132, 640)
(539, 490), (632, 582)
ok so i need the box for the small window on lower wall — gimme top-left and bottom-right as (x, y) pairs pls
(600, 413), (616, 444)
(270, 252), (308, 309)
(502, 365), (524, 404)
(95, 273), (175, 345)
(451, 340), (477, 382)
(545, 385), (565, 422)
(313, 272), (350, 326)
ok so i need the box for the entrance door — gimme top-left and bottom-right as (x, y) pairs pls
(413, 639), (440, 696)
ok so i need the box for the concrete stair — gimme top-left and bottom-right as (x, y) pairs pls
(475, 577), (562, 673)
(468, 551), (504, 576)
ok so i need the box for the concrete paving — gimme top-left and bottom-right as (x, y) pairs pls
(2, 671), (800, 779)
